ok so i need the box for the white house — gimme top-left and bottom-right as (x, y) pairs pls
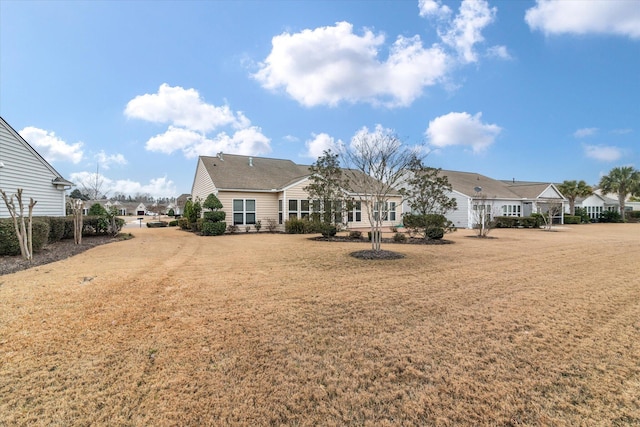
(401, 170), (567, 229)
(0, 116), (73, 218)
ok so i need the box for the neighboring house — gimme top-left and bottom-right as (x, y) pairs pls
(175, 193), (190, 216)
(191, 153), (402, 231)
(571, 193), (616, 220)
(402, 170), (566, 229)
(0, 116), (73, 218)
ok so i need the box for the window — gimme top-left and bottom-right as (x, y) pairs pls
(501, 204), (521, 217)
(288, 199), (298, 220)
(300, 200), (310, 219)
(348, 201), (362, 222)
(278, 199), (283, 224)
(373, 201), (396, 221)
(233, 199), (256, 225)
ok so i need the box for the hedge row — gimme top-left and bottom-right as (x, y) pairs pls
(0, 215), (125, 256)
(493, 216), (542, 228)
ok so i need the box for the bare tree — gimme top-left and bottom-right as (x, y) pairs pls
(537, 200), (564, 231)
(0, 188), (37, 260)
(340, 128), (421, 252)
(68, 198), (84, 244)
(471, 193), (497, 237)
(81, 164), (108, 200)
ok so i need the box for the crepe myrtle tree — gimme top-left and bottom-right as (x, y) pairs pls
(0, 188), (37, 261)
(400, 160), (457, 217)
(340, 127), (422, 252)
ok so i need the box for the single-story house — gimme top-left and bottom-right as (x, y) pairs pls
(0, 116), (73, 218)
(402, 170), (567, 229)
(190, 153), (402, 231)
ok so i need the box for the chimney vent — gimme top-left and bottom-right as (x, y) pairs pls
(217, 152), (224, 160)
(249, 157), (253, 167)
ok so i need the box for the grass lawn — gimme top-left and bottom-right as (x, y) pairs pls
(1, 224), (639, 425)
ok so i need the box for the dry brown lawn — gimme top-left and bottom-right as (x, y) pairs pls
(1, 224), (639, 426)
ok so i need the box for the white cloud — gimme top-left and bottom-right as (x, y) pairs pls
(426, 112), (501, 153)
(418, 0), (451, 19)
(253, 21), (449, 107)
(612, 128), (633, 135)
(574, 127), (598, 138)
(145, 126), (271, 159)
(254, 0), (504, 107)
(584, 144), (622, 162)
(440, 0), (497, 63)
(124, 84), (249, 132)
(96, 150), (127, 170)
(304, 133), (343, 158)
(19, 126), (83, 164)
(69, 171), (177, 199)
(525, 0), (640, 39)
(126, 84), (271, 158)
(487, 45), (511, 60)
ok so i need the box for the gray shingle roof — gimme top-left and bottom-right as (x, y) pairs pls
(200, 154), (311, 191)
(439, 170), (522, 199)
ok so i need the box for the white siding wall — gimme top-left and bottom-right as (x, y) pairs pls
(190, 159), (217, 203)
(0, 120), (67, 217)
(445, 191), (470, 229)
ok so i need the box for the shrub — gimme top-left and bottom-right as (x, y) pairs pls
(194, 218), (204, 233)
(426, 227), (444, 240)
(319, 223), (337, 237)
(44, 216), (69, 243)
(245, 226), (251, 233)
(146, 221), (168, 228)
(574, 207), (590, 224)
(255, 220), (262, 232)
(265, 218), (278, 233)
(349, 230), (362, 239)
(88, 203), (107, 216)
(390, 226), (398, 233)
(203, 193), (223, 210)
(203, 211), (226, 222)
(564, 215), (581, 224)
(600, 210), (622, 223)
(227, 224), (239, 234)
(285, 217), (307, 234)
(403, 213), (454, 239)
(168, 220), (179, 227)
(167, 208), (175, 217)
(494, 216), (518, 228)
(520, 216), (541, 228)
(202, 221), (227, 236)
(178, 218), (190, 230)
(393, 232), (406, 242)
(0, 218), (49, 256)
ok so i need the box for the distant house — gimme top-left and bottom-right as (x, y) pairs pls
(402, 170), (566, 229)
(175, 193), (190, 215)
(191, 153), (402, 231)
(0, 116), (73, 218)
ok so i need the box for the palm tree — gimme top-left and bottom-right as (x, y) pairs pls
(598, 166), (640, 221)
(558, 180), (593, 215)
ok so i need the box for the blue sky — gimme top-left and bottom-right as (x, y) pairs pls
(1, 0), (639, 198)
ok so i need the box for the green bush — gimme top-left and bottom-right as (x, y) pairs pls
(520, 216), (541, 228)
(167, 208), (175, 217)
(88, 203), (107, 216)
(178, 218), (190, 230)
(168, 220), (179, 227)
(426, 227), (444, 240)
(574, 207), (590, 224)
(564, 215), (581, 224)
(203, 194), (223, 210)
(43, 216), (70, 242)
(194, 218), (204, 232)
(202, 221), (227, 236)
(403, 213), (454, 239)
(393, 232), (406, 242)
(285, 217), (316, 234)
(203, 211), (226, 222)
(600, 210), (622, 223)
(319, 223), (337, 237)
(146, 221), (168, 228)
(0, 218), (50, 256)
(494, 216), (518, 228)
(227, 224), (239, 234)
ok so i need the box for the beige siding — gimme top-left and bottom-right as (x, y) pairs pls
(218, 191), (279, 229)
(349, 195), (403, 230)
(0, 120), (66, 217)
(190, 159), (217, 202)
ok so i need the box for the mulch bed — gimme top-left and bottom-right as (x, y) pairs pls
(311, 236), (454, 245)
(0, 235), (122, 276)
